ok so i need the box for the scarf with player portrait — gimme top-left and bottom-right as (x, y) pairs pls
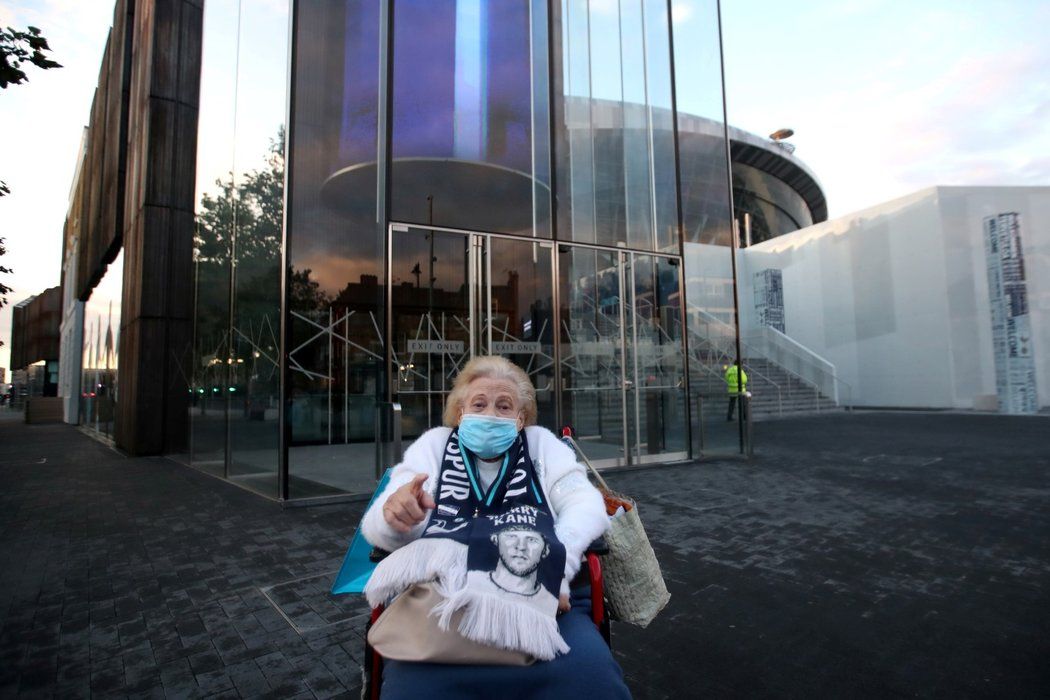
(365, 428), (569, 660)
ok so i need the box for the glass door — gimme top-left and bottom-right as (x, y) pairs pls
(559, 245), (688, 466)
(389, 225), (557, 440)
(559, 247), (629, 464)
(482, 236), (558, 427)
(626, 254), (689, 463)
(389, 226), (474, 441)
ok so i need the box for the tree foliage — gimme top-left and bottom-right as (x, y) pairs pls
(289, 268), (330, 311)
(195, 127), (284, 268)
(194, 126), (328, 312)
(0, 25), (62, 89)
(193, 128), (301, 368)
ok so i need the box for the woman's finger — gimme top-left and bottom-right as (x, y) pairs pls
(383, 505), (411, 532)
(418, 489), (436, 510)
(401, 494), (424, 521)
(406, 473), (434, 511)
(408, 473), (428, 496)
(387, 503), (417, 531)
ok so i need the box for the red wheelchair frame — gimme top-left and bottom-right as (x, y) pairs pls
(363, 548), (609, 700)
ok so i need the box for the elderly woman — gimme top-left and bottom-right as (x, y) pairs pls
(361, 356), (631, 699)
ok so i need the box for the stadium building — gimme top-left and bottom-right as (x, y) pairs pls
(57, 0), (835, 503)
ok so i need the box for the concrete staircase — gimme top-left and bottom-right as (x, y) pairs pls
(742, 358), (843, 420)
(688, 356), (842, 422)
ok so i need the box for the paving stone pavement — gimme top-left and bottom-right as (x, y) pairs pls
(1, 411), (1048, 698)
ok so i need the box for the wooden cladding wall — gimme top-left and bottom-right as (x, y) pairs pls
(115, 0), (202, 455)
(69, 0), (134, 301)
(10, 287), (62, 370)
(61, 0), (202, 454)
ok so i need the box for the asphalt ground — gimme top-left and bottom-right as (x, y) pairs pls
(1, 410), (1048, 698)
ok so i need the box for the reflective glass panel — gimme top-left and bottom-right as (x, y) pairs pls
(672, 0), (741, 455)
(642, 0), (678, 252)
(390, 228), (472, 438)
(483, 236), (556, 427)
(389, 227), (557, 438)
(80, 251), (123, 440)
(554, 0), (677, 252)
(189, 0), (287, 494)
(627, 254), (687, 460)
(558, 0), (596, 244)
(558, 246), (626, 464)
(287, 0), (384, 498)
(227, 0), (288, 498)
(388, 0), (550, 236)
(190, 0), (238, 477)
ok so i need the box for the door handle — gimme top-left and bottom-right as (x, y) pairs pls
(622, 379), (634, 390)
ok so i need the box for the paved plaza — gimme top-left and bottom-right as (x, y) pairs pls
(1, 410), (1048, 698)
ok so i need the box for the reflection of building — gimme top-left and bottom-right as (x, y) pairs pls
(58, 0), (845, 504)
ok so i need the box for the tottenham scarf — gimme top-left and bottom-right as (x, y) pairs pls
(365, 429), (569, 660)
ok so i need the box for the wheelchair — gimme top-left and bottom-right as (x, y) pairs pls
(362, 541), (611, 700)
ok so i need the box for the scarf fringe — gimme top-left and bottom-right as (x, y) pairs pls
(364, 538), (467, 607)
(434, 587), (570, 661)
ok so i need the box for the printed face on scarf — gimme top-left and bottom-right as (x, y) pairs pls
(460, 377), (524, 429)
(495, 527), (548, 577)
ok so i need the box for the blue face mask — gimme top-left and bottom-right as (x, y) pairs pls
(458, 414), (520, 458)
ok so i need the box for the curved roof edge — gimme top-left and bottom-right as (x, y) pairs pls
(725, 124), (828, 224)
(538, 97), (829, 225)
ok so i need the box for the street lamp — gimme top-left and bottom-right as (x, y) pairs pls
(769, 128), (795, 153)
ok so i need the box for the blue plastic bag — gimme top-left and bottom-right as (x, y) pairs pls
(331, 469), (392, 595)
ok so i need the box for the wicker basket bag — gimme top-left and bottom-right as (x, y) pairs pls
(564, 436), (670, 627)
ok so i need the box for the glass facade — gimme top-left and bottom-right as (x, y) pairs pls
(672, 0), (742, 454)
(556, 2), (677, 252)
(80, 251), (123, 440)
(187, 0), (743, 501)
(189, 0), (288, 496)
(285, 1), (383, 498)
(732, 161), (814, 245)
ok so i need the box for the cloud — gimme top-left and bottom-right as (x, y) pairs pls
(588, 0), (619, 17)
(671, 0), (694, 24)
(1019, 155), (1050, 182)
(774, 42), (1048, 214)
(724, 1), (1050, 217)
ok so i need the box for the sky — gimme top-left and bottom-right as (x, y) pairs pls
(1, 0), (1049, 376)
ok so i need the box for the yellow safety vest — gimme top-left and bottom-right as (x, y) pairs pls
(725, 365), (748, 393)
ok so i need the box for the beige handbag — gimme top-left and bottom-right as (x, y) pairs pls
(367, 583), (535, 666)
(564, 436), (671, 628)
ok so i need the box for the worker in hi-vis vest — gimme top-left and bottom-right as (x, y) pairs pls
(724, 362), (748, 421)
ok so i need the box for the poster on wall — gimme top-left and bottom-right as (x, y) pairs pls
(753, 268), (785, 333)
(984, 212), (1038, 414)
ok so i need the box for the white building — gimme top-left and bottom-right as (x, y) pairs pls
(738, 186), (1050, 413)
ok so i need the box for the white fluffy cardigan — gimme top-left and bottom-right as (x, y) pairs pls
(361, 425), (609, 594)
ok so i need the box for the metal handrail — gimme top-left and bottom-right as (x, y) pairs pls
(689, 307), (847, 410)
(742, 325), (852, 407)
(687, 350), (783, 418)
